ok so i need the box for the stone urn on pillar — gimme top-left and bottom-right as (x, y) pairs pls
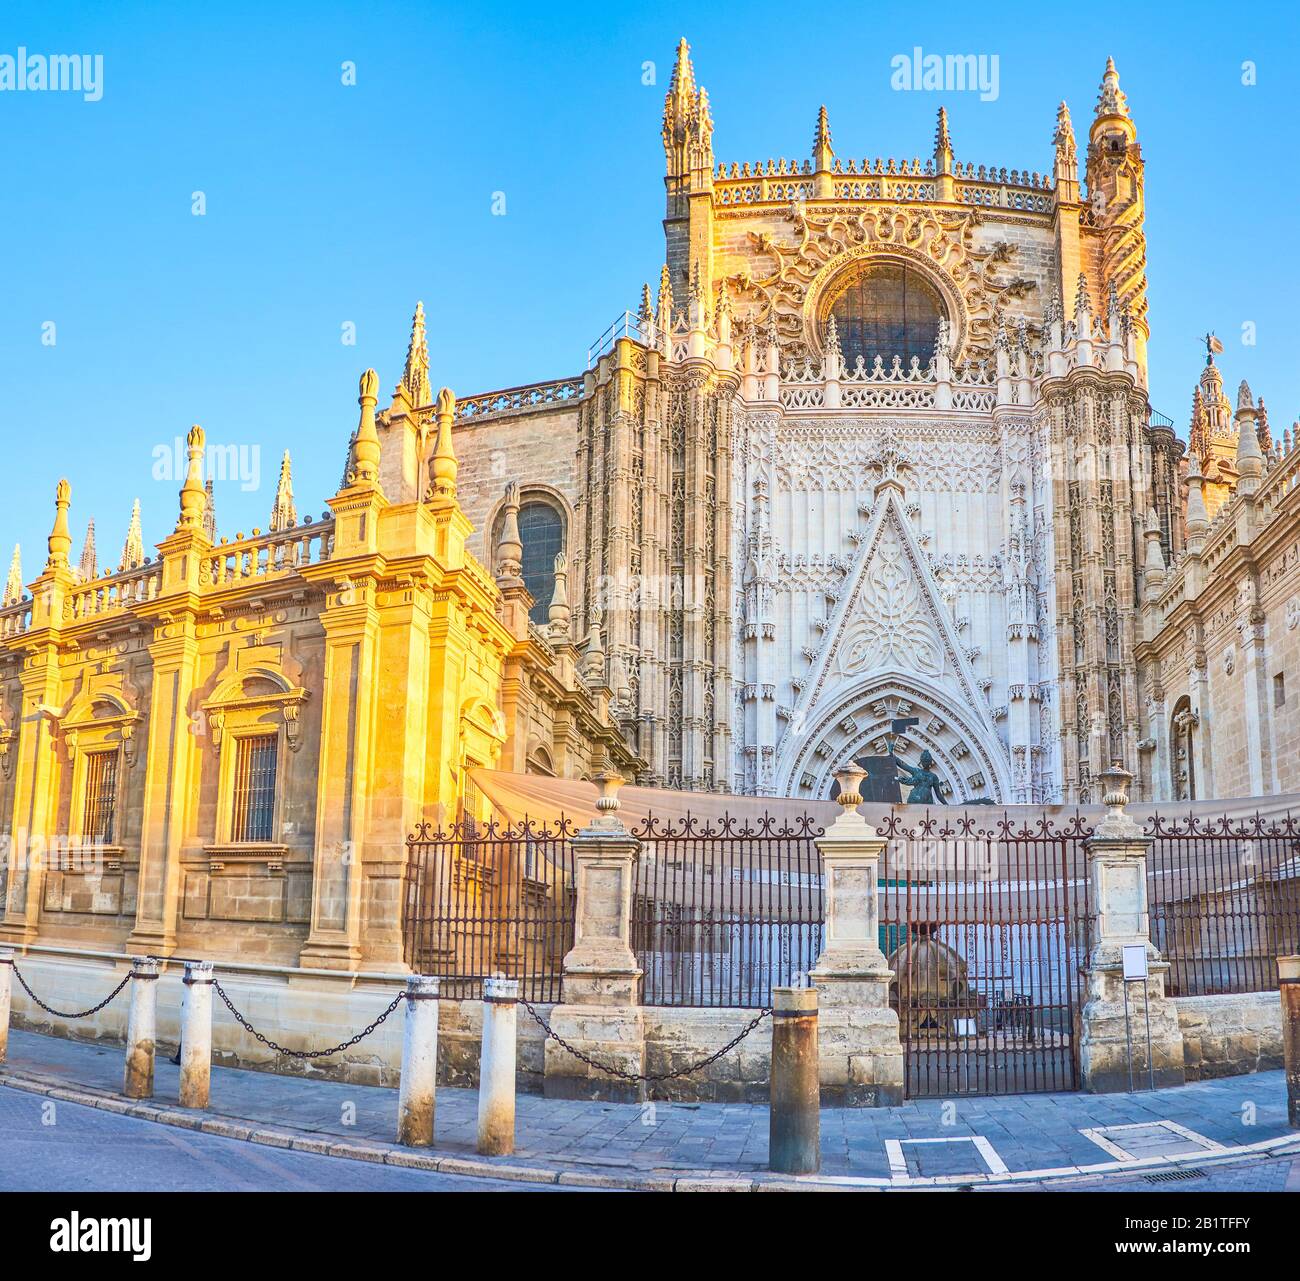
(809, 763), (905, 1105)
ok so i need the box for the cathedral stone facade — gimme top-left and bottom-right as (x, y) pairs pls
(428, 44), (1181, 803)
(4, 38), (1297, 979)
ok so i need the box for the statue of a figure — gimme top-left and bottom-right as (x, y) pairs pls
(897, 750), (947, 805)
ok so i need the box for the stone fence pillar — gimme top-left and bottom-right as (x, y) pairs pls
(544, 774), (646, 1101)
(1079, 766), (1185, 1093)
(809, 765), (904, 1106)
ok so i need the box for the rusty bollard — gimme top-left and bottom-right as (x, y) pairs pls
(770, 986), (819, 1175)
(1281, 955), (1300, 1128)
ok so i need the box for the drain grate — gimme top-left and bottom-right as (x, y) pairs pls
(1142, 1167), (1206, 1184)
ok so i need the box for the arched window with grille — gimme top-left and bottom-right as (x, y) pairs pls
(822, 262), (946, 370)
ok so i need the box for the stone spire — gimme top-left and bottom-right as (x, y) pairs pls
(1185, 454), (1210, 546)
(78, 518), (97, 581)
(176, 426), (208, 533)
(121, 499), (144, 570)
(812, 104), (834, 172)
(203, 479), (217, 541)
(1235, 381), (1264, 493)
(934, 106), (952, 164)
(662, 38), (712, 176)
(1189, 386), (1209, 462)
(46, 478), (72, 570)
(429, 387), (457, 501)
(1053, 101), (1078, 184)
(1094, 56), (1131, 126)
(638, 282), (654, 330)
(656, 263), (675, 333)
(1143, 509), (1166, 599)
(494, 481), (523, 585)
(1255, 397), (1272, 454)
(579, 604), (606, 684)
(1073, 270), (1093, 331)
(399, 301), (431, 407)
(824, 314), (842, 364)
(348, 370), (382, 489)
(269, 450), (297, 532)
(547, 551), (571, 641)
(4, 544), (22, 603)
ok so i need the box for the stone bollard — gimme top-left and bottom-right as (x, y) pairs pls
(1281, 955), (1300, 1128)
(477, 976), (519, 1156)
(179, 960), (215, 1109)
(397, 975), (439, 1147)
(123, 956), (161, 1099)
(769, 986), (819, 1175)
(0, 947), (12, 1064)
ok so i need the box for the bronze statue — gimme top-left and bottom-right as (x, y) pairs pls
(897, 749), (947, 805)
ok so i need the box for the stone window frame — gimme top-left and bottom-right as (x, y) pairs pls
(201, 668), (309, 856)
(62, 691), (143, 862)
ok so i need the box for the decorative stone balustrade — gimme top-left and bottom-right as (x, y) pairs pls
(713, 156), (1052, 210)
(454, 378), (584, 424)
(64, 563), (165, 621)
(778, 355), (999, 413)
(200, 523), (333, 588)
(0, 599), (30, 638)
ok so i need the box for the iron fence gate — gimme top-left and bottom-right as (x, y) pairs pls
(403, 818), (576, 1002)
(877, 812), (1094, 1098)
(1147, 812), (1300, 996)
(629, 813), (825, 1008)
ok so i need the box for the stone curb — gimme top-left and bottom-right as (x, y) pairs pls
(2, 1064), (1297, 1193)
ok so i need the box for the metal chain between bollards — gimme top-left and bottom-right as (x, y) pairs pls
(211, 979), (404, 1060)
(11, 965), (132, 1020)
(519, 999), (772, 1083)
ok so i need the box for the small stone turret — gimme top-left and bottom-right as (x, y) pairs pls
(176, 427), (207, 533)
(46, 479), (73, 570)
(429, 387), (457, 501)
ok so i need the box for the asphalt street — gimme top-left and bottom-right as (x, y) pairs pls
(0, 1082), (584, 1192)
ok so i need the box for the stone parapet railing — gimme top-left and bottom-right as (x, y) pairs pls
(779, 356), (999, 413)
(0, 597), (32, 638)
(454, 377), (584, 424)
(63, 561), (165, 621)
(199, 521), (334, 589)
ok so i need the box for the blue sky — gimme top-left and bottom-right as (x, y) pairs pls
(2, 0), (1297, 578)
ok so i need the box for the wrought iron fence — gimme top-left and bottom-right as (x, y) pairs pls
(629, 813), (825, 1008)
(402, 818), (576, 1002)
(1146, 812), (1300, 997)
(878, 811), (1094, 1097)
(397, 805), (1300, 1032)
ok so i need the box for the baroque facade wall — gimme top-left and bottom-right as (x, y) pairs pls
(0, 378), (636, 965)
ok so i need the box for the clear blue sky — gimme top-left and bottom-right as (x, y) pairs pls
(2, 0), (1297, 578)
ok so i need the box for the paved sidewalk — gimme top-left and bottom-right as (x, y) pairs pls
(3, 1028), (1297, 1190)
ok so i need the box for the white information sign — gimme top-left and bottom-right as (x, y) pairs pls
(1122, 943), (1149, 981)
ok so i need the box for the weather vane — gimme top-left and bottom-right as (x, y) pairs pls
(1202, 331), (1224, 365)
